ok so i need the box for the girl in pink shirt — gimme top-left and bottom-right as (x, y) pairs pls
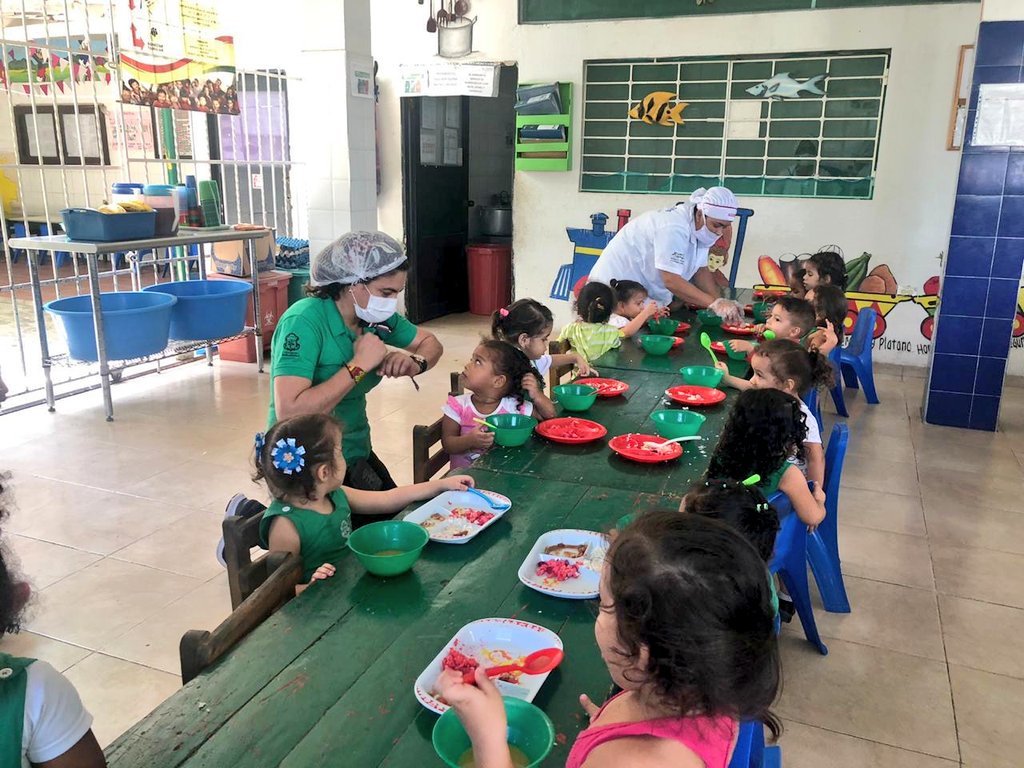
(437, 512), (781, 768)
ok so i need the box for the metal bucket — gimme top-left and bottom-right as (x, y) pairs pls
(437, 16), (475, 58)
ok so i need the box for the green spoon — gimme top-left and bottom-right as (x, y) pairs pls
(699, 331), (718, 367)
(742, 474), (761, 486)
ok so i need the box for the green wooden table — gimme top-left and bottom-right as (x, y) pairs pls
(106, 295), (753, 768)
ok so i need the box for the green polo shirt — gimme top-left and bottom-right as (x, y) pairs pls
(267, 297), (418, 463)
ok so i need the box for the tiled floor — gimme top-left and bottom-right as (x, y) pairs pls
(2, 313), (1023, 765)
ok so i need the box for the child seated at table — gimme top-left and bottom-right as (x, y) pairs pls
(805, 284), (846, 355)
(0, 473), (107, 768)
(256, 414), (472, 592)
(707, 389), (826, 530)
(607, 279), (662, 336)
(492, 298), (592, 418)
(727, 295), (816, 357)
(558, 282), (623, 363)
(715, 339), (832, 488)
(442, 340), (543, 469)
(436, 512), (780, 768)
(790, 250), (847, 303)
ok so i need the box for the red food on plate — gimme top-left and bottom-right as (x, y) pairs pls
(674, 321), (691, 335)
(536, 559), (581, 581)
(710, 341), (727, 354)
(609, 433), (683, 463)
(671, 337), (684, 349)
(442, 645), (479, 674)
(573, 378), (629, 397)
(535, 417), (608, 445)
(665, 385), (727, 406)
(721, 323), (758, 336)
(451, 508), (495, 526)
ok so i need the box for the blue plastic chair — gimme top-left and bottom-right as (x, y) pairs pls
(8, 222), (27, 264)
(729, 720), (782, 768)
(827, 346), (848, 417)
(39, 224), (71, 268)
(803, 387), (824, 436)
(807, 424), (851, 613)
(840, 307), (879, 404)
(767, 491), (828, 655)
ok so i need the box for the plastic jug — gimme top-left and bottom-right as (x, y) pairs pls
(143, 184), (180, 236)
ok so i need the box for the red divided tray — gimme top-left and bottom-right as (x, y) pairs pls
(573, 378), (629, 397)
(535, 417), (608, 445)
(721, 323), (759, 336)
(609, 433), (683, 463)
(665, 385), (727, 407)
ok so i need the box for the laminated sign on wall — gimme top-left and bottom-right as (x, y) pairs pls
(973, 84), (1024, 147)
(399, 62), (500, 97)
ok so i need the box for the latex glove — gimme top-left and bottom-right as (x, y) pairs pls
(708, 298), (744, 324)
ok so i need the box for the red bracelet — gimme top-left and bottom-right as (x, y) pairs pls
(346, 364), (366, 383)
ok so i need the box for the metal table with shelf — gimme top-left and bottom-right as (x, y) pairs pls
(10, 228), (272, 421)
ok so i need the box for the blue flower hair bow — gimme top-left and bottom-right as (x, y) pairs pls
(271, 437), (306, 474)
(254, 432), (266, 456)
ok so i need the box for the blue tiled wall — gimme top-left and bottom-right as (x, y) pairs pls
(926, 20), (1024, 431)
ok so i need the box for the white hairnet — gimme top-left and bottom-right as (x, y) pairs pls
(689, 186), (738, 222)
(309, 231), (408, 286)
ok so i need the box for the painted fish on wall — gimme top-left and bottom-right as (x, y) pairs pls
(745, 73), (827, 100)
(628, 91), (688, 126)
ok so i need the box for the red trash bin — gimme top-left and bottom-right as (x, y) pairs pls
(466, 243), (512, 316)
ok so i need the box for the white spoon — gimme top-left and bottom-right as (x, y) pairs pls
(642, 435), (702, 452)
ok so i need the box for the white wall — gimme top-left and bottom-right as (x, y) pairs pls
(372, 2), (982, 366)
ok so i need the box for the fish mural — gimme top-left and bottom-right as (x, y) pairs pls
(628, 91), (688, 126)
(745, 73), (827, 100)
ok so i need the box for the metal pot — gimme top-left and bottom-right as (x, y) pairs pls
(479, 206), (512, 237)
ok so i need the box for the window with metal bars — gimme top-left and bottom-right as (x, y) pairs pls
(581, 49), (890, 199)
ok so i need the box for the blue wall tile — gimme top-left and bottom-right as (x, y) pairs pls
(946, 236), (994, 277)
(999, 196), (1024, 238)
(930, 353), (979, 394)
(970, 395), (1000, 431)
(958, 153), (1009, 195)
(952, 195), (1002, 237)
(987, 277), (1021, 318)
(980, 316), (1015, 358)
(925, 391), (972, 429)
(992, 237), (1024, 278)
(975, 356), (1008, 396)
(940, 276), (989, 315)
(1007, 155), (1024, 195)
(976, 21), (1024, 67)
(934, 315), (984, 355)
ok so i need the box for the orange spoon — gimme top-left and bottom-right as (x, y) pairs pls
(462, 647), (564, 684)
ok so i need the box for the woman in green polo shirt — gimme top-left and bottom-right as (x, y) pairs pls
(267, 231), (442, 493)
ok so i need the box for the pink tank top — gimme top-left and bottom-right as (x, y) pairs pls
(565, 693), (737, 768)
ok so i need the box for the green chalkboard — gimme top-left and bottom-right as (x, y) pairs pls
(519, 0), (977, 24)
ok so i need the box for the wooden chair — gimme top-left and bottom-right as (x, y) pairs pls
(179, 550), (301, 684)
(547, 340), (575, 395)
(222, 507), (289, 610)
(412, 372), (463, 483)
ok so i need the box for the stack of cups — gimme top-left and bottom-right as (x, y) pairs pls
(197, 180), (222, 227)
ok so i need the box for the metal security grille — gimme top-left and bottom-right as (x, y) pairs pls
(581, 49), (890, 199)
(0, 1), (304, 409)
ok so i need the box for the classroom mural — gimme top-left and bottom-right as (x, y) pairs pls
(0, 36), (113, 95)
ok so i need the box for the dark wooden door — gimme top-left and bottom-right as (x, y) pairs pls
(401, 95), (470, 323)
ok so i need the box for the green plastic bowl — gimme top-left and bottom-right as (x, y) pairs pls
(649, 408), (707, 439)
(485, 413), (539, 447)
(347, 520), (428, 577)
(697, 309), (723, 327)
(752, 301), (770, 323)
(640, 334), (675, 355)
(433, 697), (555, 768)
(553, 383), (598, 412)
(679, 365), (725, 388)
(646, 316), (678, 336)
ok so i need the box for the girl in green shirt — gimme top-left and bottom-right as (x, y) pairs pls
(255, 413), (472, 590)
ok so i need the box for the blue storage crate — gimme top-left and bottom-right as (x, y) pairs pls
(61, 208), (157, 242)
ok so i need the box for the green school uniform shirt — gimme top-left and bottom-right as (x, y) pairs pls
(558, 321), (622, 363)
(0, 653), (32, 767)
(258, 488), (353, 582)
(267, 297), (418, 463)
(758, 462), (790, 496)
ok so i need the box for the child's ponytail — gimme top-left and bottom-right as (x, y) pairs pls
(807, 349), (835, 390)
(254, 413), (342, 502)
(491, 299), (554, 342)
(576, 281), (614, 324)
(755, 339), (834, 393)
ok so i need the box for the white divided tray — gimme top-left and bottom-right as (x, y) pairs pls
(517, 529), (609, 600)
(413, 617), (562, 714)
(403, 489), (512, 544)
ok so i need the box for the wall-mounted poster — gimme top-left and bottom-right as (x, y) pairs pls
(0, 35), (113, 95)
(117, 0), (239, 115)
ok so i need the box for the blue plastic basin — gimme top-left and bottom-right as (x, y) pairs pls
(45, 292), (176, 361)
(144, 280), (252, 340)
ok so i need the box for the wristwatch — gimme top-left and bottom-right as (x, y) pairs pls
(410, 353), (429, 374)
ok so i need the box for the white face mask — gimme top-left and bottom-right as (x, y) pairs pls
(695, 224), (721, 247)
(351, 284), (399, 324)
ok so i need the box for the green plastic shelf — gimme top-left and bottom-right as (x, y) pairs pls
(515, 82), (572, 172)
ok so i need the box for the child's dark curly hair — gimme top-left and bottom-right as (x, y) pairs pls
(576, 281), (614, 324)
(610, 279), (648, 306)
(773, 296), (817, 337)
(607, 511), (781, 738)
(708, 389), (807, 483)
(255, 413), (343, 502)
(0, 472), (30, 635)
(491, 298), (554, 343)
(813, 285), (847, 344)
(807, 250), (847, 291)
(477, 339), (533, 407)
(754, 338), (835, 392)
(683, 479), (780, 562)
